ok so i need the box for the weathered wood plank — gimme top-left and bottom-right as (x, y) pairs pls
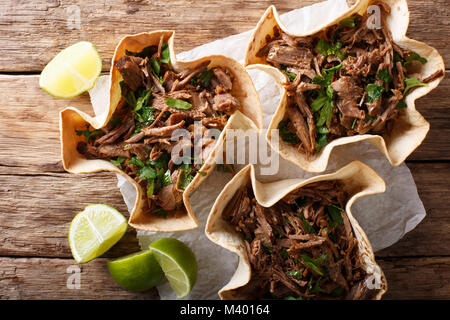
(0, 170), (141, 258)
(0, 255), (448, 299)
(0, 162), (448, 258)
(0, 0), (448, 72)
(0, 72), (449, 171)
(378, 256), (450, 299)
(0, 257), (158, 299)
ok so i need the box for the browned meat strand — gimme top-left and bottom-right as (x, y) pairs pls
(223, 181), (378, 300)
(258, 3), (444, 156)
(115, 55), (145, 91)
(76, 43), (241, 218)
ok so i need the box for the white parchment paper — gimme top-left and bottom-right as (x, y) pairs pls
(89, 0), (426, 299)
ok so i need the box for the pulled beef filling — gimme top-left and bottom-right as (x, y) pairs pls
(76, 36), (240, 218)
(258, 3), (444, 156)
(223, 180), (379, 300)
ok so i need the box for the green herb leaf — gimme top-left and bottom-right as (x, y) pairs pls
(108, 116), (121, 129)
(327, 205), (344, 227)
(165, 97), (193, 110)
(139, 166), (157, 181)
(284, 296), (304, 300)
(365, 83), (385, 102)
(396, 100), (407, 109)
(316, 99), (332, 127)
(365, 114), (376, 123)
(177, 166), (195, 190)
(135, 106), (155, 125)
(299, 254), (328, 276)
(147, 179), (155, 196)
(162, 169), (172, 187)
(311, 90), (328, 111)
(200, 69), (213, 87)
(110, 157), (126, 169)
(404, 77), (427, 94)
(278, 120), (299, 144)
(129, 156), (145, 167)
(160, 42), (170, 64)
(301, 216), (317, 234)
(152, 208), (167, 218)
(339, 16), (357, 28)
(75, 125), (101, 141)
(403, 52), (427, 66)
(281, 248), (289, 260)
(316, 126), (330, 134)
(287, 270), (303, 280)
(351, 118), (357, 129)
(316, 134), (328, 148)
(378, 68), (392, 83)
(135, 89), (152, 112)
(150, 58), (160, 76)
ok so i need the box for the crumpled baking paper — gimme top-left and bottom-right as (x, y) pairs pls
(89, 0), (426, 299)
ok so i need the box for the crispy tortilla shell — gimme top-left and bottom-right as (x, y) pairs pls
(245, 0), (445, 172)
(206, 161), (387, 299)
(60, 31), (262, 232)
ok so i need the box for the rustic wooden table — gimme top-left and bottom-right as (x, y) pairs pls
(0, 0), (448, 300)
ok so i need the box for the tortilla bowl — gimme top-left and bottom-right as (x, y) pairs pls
(60, 30), (263, 232)
(245, 0), (444, 172)
(205, 161), (387, 299)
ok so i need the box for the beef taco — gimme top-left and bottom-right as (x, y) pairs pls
(245, 0), (445, 172)
(206, 161), (387, 299)
(60, 31), (262, 232)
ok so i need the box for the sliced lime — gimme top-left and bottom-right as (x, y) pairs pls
(68, 204), (127, 264)
(107, 250), (164, 292)
(39, 41), (102, 98)
(149, 238), (198, 299)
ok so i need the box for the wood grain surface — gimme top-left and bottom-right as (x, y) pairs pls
(0, 0), (448, 300)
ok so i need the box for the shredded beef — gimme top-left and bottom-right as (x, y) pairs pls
(257, 4), (444, 156)
(223, 180), (379, 300)
(77, 43), (241, 218)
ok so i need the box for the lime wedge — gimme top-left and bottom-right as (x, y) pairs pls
(39, 41), (102, 98)
(69, 204), (127, 264)
(149, 238), (198, 299)
(107, 250), (164, 292)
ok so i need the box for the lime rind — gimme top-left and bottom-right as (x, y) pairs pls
(149, 238), (198, 299)
(68, 204), (127, 264)
(107, 250), (164, 292)
(39, 41), (102, 99)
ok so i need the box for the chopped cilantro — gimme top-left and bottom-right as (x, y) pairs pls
(278, 120), (299, 144)
(147, 179), (155, 196)
(403, 52), (427, 66)
(404, 77), (427, 94)
(152, 208), (167, 218)
(396, 100), (407, 109)
(299, 254), (328, 276)
(160, 42), (170, 64)
(162, 169), (172, 186)
(200, 69), (213, 87)
(327, 205), (344, 227)
(150, 58), (160, 76)
(138, 166), (157, 181)
(339, 16), (357, 28)
(75, 125), (101, 141)
(287, 270), (303, 280)
(365, 83), (385, 102)
(165, 97), (193, 110)
(377, 68), (392, 83)
(110, 157), (126, 169)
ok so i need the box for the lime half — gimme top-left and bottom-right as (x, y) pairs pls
(39, 41), (102, 98)
(107, 250), (164, 292)
(149, 238), (198, 299)
(69, 204), (127, 264)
